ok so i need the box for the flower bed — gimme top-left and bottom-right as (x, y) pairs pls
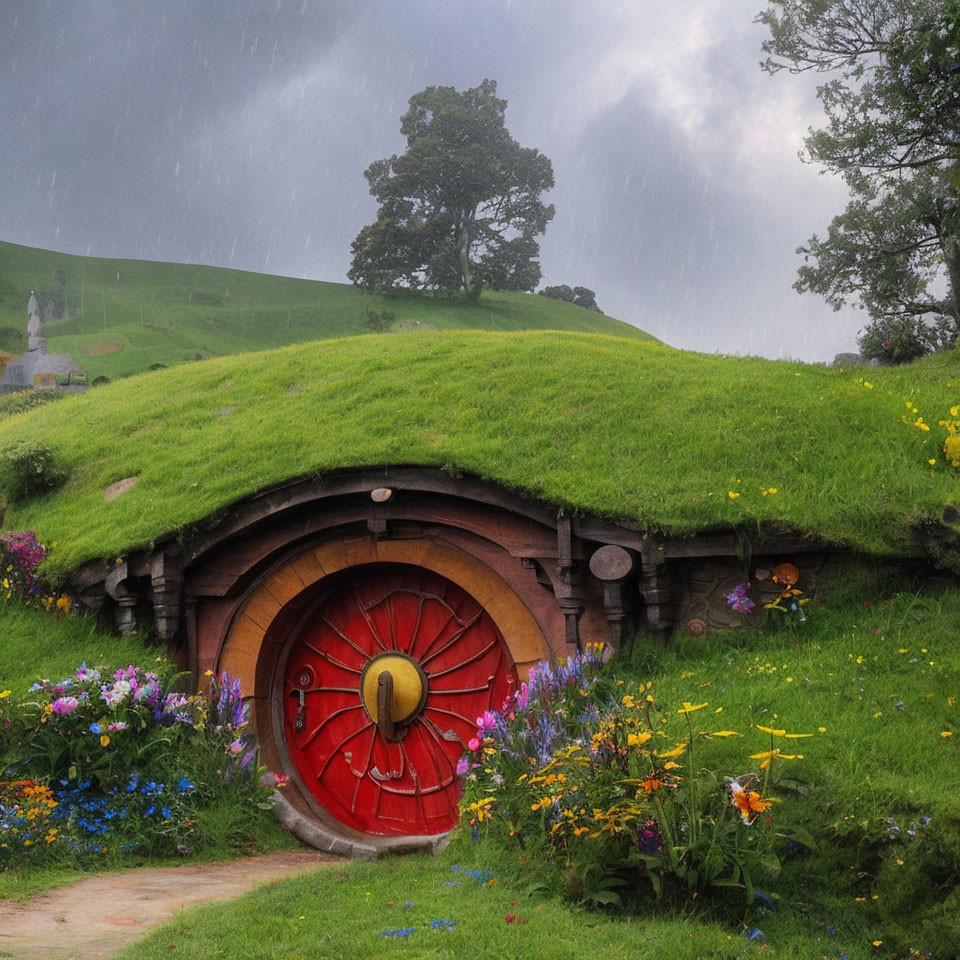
(1, 666), (284, 870)
(460, 645), (815, 912)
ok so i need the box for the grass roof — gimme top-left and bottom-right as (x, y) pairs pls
(0, 330), (957, 578)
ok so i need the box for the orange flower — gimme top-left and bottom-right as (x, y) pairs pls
(729, 782), (769, 825)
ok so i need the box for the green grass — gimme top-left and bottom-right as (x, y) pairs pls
(0, 240), (654, 378)
(0, 605), (151, 695)
(0, 331), (956, 579)
(104, 854), (805, 960)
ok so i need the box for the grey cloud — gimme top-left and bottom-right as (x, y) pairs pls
(0, 0), (863, 359)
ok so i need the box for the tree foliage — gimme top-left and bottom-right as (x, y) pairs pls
(538, 284), (604, 314)
(758, 0), (960, 363)
(348, 80), (554, 299)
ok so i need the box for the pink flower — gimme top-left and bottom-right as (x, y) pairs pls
(51, 696), (78, 715)
(514, 682), (529, 710)
(475, 710), (497, 734)
(456, 755), (470, 776)
(467, 737), (481, 752)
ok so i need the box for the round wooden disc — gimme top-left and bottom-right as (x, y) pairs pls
(589, 545), (634, 581)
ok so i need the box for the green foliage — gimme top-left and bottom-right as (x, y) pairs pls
(0, 440), (66, 504)
(0, 390), (64, 422)
(759, 0), (960, 363)
(362, 306), (395, 333)
(538, 285), (603, 314)
(348, 79), (554, 298)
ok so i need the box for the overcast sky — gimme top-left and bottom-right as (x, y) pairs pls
(1, 0), (864, 360)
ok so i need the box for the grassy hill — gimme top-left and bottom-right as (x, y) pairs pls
(0, 329), (956, 579)
(0, 240), (655, 378)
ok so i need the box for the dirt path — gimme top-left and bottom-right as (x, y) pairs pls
(0, 850), (341, 960)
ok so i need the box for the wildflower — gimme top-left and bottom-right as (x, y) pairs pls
(749, 748), (802, 769)
(677, 701), (708, 715)
(941, 731), (953, 738)
(467, 737), (481, 752)
(475, 710), (498, 734)
(0, 690), (10, 699)
(725, 582), (755, 614)
(51, 696), (79, 715)
(728, 491), (740, 500)
(711, 731), (741, 738)
(729, 781), (769, 826)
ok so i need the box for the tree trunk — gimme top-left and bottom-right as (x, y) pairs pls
(944, 238), (960, 328)
(458, 228), (472, 292)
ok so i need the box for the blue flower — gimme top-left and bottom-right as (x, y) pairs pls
(89, 722), (102, 735)
(161, 807), (172, 820)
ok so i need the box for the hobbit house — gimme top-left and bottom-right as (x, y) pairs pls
(69, 466), (830, 856)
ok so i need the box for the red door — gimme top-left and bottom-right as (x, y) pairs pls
(282, 564), (516, 837)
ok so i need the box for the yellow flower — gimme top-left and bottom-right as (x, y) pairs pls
(929, 459), (937, 465)
(755, 725), (786, 736)
(728, 491), (740, 500)
(783, 732), (813, 739)
(656, 743), (687, 760)
(677, 701), (708, 714)
(100, 734), (110, 747)
(627, 732), (652, 748)
(941, 731), (953, 738)
(0, 690), (10, 699)
(711, 730), (741, 738)
(749, 748), (802, 769)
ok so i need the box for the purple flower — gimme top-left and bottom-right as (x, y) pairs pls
(51, 696), (79, 715)
(725, 582), (756, 614)
(455, 755), (470, 776)
(514, 682), (529, 711)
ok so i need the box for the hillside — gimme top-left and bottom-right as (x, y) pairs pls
(0, 240), (655, 378)
(0, 330), (956, 579)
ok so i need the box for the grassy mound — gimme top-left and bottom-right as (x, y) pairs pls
(0, 240), (654, 378)
(0, 330), (956, 578)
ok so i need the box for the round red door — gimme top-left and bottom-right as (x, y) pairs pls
(281, 564), (516, 837)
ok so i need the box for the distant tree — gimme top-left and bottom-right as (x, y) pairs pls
(363, 306), (395, 333)
(758, 0), (960, 364)
(538, 284), (604, 314)
(348, 79), (554, 300)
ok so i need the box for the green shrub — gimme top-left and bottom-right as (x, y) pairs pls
(0, 390), (64, 422)
(0, 440), (67, 504)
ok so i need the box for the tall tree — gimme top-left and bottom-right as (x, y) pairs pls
(758, 0), (960, 363)
(348, 80), (554, 299)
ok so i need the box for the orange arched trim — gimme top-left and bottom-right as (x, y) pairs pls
(218, 535), (549, 696)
